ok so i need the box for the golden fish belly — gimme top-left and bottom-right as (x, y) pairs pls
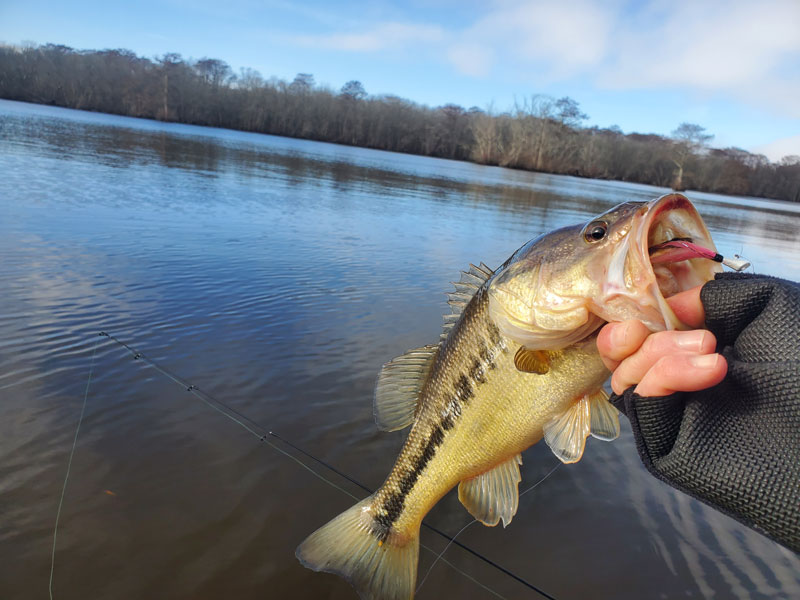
(368, 314), (609, 543)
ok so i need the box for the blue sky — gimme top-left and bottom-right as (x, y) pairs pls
(2, 0), (799, 161)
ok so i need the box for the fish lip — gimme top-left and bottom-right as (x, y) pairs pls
(637, 193), (718, 328)
(642, 193), (698, 250)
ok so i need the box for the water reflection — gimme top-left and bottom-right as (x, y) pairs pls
(1, 99), (798, 600)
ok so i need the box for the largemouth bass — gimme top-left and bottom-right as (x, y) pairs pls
(296, 193), (722, 599)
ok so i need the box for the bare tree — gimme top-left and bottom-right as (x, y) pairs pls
(195, 58), (232, 87)
(1, 43), (796, 202)
(554, 96), (588, 127)
(289, 73), (315, 94)
(340, 80), (366, 100)
(470, 105), (501, 164)
(238, 67), (264, 90)
(157, 53), (183, 120)
(670, 122), (714, 190)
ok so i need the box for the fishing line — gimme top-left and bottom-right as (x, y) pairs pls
(416, 462), (562, 598)
(417, 518), (479, 593)
(49, 338), (99, 600)
(94, 331), (560, 599)
(52, 336), (494, 600)
(98, 333), (361, 501)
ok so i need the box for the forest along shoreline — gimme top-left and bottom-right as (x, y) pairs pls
(1, 43), (798, 203)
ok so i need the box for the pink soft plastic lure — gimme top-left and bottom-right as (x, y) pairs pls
(649, 239), (750, 271)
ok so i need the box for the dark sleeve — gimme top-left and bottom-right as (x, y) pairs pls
(610, 273), (800, 553)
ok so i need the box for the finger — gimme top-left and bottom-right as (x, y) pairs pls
(610, 329), (718, 394)
(666, 285), (705, 328)
(596, 320), (651, 371)
(634, 353), (728, 396)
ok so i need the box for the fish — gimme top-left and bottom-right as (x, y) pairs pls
(296, 193), (722, 599)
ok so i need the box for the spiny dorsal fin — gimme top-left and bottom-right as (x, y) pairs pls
(441, 262), (494, 341)
(514, 347), (550, 374)
(458, 454), (522, 528)
(543, 395), (592, 464)
(588, 389), (620, 441)
(374, 344), (439, 431)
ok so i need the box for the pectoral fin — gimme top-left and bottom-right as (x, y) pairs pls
(543, 396), (591, 464)
(458, 454), (522, 528)
(374, 344), (439, 431)
(514, 347), (550, 374)
(588, 389), (620, 441)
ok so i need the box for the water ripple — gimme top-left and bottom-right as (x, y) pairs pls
(1, 99), (798, 600)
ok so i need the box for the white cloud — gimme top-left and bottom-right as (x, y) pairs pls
(445, 0), (617, 77)
(608, 1), (799, 85)
(283, 0), (618, 77)
(753, 134), (800, 162)
(466, 0), (612, 71)
(446, 42), (494, 77)
(602, 0), (800, 116)
(282, 0), (800, 118)
(290, 22), (444, 52)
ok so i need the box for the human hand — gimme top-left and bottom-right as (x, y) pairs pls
(596, 286), (728, 396)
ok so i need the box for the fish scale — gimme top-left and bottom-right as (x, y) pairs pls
(369, 287), (608, 543)
(297, 194), (723, 600)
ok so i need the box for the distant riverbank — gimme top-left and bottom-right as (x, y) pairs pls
(1, 43), (798, 202)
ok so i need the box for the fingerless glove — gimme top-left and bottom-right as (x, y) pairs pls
(611, 273), (800, 552)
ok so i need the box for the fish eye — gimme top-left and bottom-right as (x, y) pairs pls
(584, 221), (608, 243)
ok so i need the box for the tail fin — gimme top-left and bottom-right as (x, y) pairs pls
(296, 496), (420, 600)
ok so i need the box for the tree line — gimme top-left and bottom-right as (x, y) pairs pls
(1, 43), (798, 202)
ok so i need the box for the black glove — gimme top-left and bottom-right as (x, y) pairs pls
(611, 273), (800, 552)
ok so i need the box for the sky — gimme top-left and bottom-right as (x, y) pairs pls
(2, 0), (799, 161)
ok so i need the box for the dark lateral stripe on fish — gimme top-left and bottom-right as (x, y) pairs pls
(374, 424), (447, 540)
(487, 321), (502, 344)
(479, 342), (497, 370)
(442, 368), (476, 430)
(469, 357), (487, 383)
(455, 374), (474, 402)
(371, 332), (507, 541)
(372, 356), (488, 538)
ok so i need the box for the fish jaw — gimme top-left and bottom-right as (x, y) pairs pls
(592, 193), (721, 331)
(488, 194), (722, 347)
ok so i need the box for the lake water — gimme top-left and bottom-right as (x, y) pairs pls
(1, 99), (798, 600)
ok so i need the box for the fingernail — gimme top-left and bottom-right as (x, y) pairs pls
(690, 354), (719, 369)
(611, 322), (629, 347)
(676, 330), (708, 351)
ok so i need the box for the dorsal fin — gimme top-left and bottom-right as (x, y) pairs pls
(458, 454), (522, 527)
(374, 344), (439, 431)
(441, 262), (494, 341)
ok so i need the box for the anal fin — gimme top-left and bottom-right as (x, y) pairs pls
(458, 454), (522, 527)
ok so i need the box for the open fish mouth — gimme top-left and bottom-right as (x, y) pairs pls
(489, 193), (738, 348)
(598, 193), (728, 332)
(633, 193), (724, 328)
(644, 194), (721, 298)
